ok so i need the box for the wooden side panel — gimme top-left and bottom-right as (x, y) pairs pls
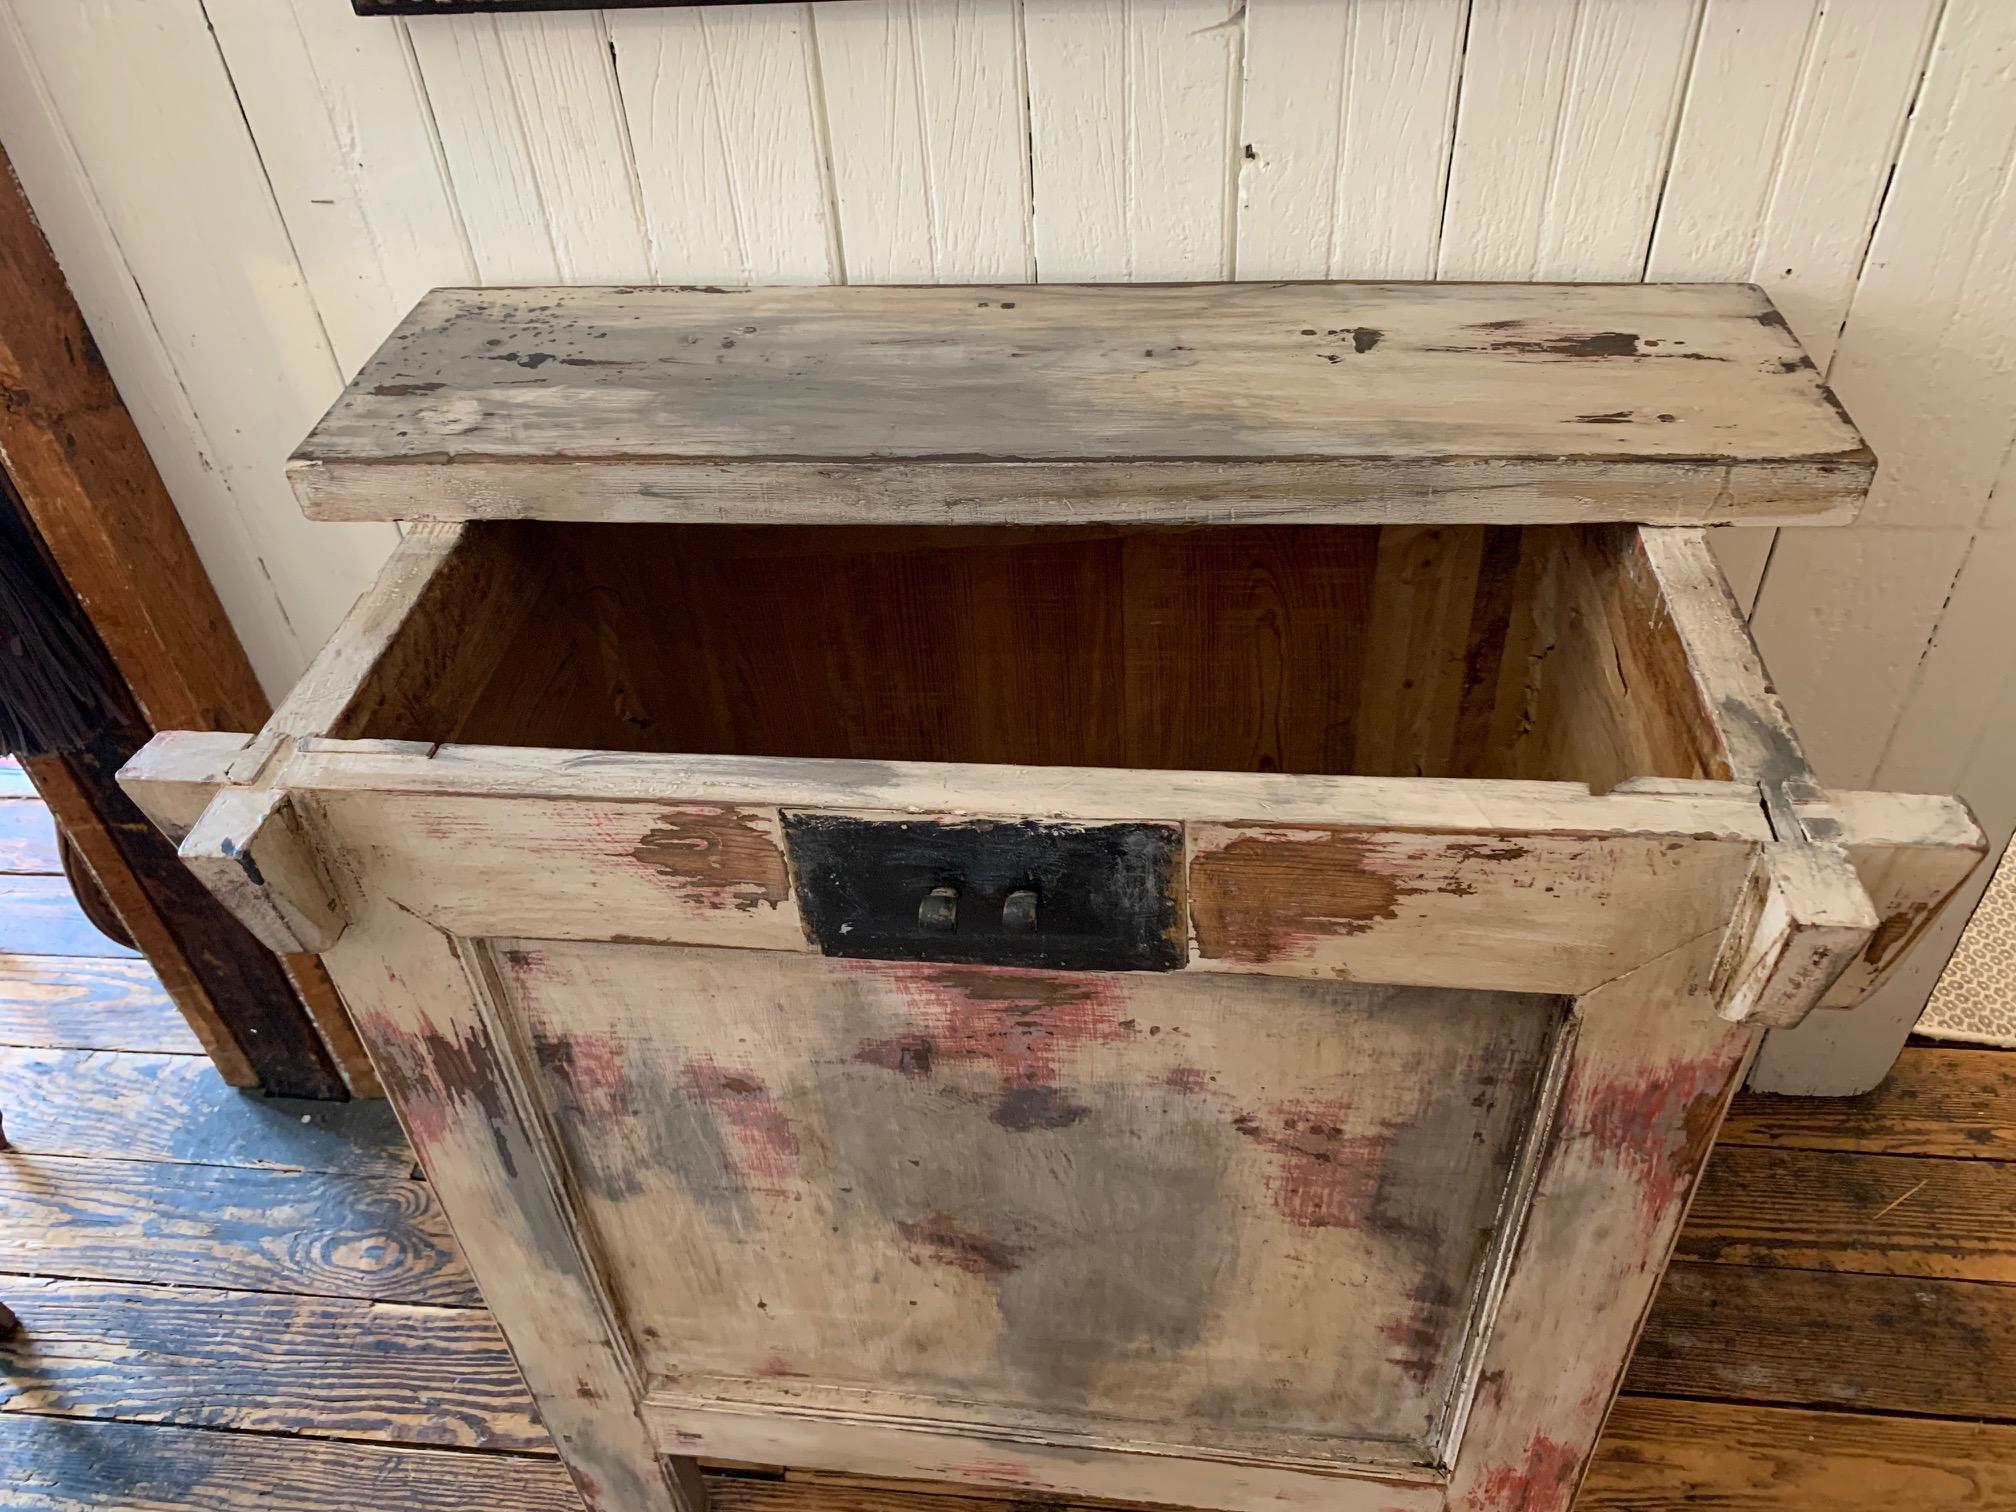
(178, 787), (346, 956)
(228, 520), (539, 783)
(1443, 930), (1755, 1511)
(501, 943), (1561, 1465)
(1530, 527), (1736, 789)
(318, 895), (700, 1512)
(1633, 528), (1887, 1032)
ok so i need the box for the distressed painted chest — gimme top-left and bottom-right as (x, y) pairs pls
(122, 283), (1982, 1512)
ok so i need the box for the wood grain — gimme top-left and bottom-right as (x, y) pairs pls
(1631, 1259), (2016, 1420)
(0, 801), (59, 875)
(0, 1413), (576, 1512)
(1726, 1045), (2016, 1159)
(0, 1154), (475, 1306)
(291, 283), (1870, 527)
(1583, 1397), (2016, 1511)
(0, 877), (137, 959)
(0, 954), (201, 1054)
(0, 1047), (409, 1175)
(0, 1275), (546, 1452)
(1680, 1147), (2016, 1282)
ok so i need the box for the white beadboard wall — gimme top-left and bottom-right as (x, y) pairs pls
(1, 0), (2012, 1088)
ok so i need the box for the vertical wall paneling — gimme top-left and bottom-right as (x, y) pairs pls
(204, 0), (473, 379)
(1024, 0), (1244, 280)
(3, 0), (398, 692)
(815, 0), (1032, 283)
(491, 12), (654, 282)
(1436, 0), (1580, 278)
(1645, 0), (1821, 285)
(1440, 0), (1701, 281)
(404, 16), (561, 283)
(407, 11), (652, 284)
(1528, 0), (1702, 280)
(1237, 0), (1468, 281)
(1732, 0), (1943, 370)
(608, 5), (836, 285)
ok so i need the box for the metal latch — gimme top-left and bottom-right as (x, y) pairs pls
(782, 814), (1184, 972)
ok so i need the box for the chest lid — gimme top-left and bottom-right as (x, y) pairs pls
(290, 281), (1871, 528)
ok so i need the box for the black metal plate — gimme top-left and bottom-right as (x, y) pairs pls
(783, 814), (1183, 973)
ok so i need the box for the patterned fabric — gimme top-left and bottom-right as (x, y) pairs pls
(1920, 843), (2016, 1048)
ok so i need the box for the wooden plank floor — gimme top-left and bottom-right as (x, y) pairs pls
(1, 763), (2012, 1510)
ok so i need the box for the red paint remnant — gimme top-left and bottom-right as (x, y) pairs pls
(1467, 1433), (1581, 1512)
(1571, 1056), (1733, 1216)
(951, 1459), (1047, 1489)
(896, 1215), (1023, 1276)
(685, 1058), (800, 1195)
(854, 962), (1136, 1090)
(536, 1030), (636, 1121)
(1162, 1065), (1209, 1094)
(574, 1377), (605, 1401)
(1234, 1099), (1390, 1229)
(753, 1355), (809, 1379)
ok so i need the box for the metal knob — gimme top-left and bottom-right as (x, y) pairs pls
(918, 886), (959, 933)
(1002, 889), (1038, 933)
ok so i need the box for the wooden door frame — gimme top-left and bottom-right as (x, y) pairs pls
(0, 139), (372, 1098)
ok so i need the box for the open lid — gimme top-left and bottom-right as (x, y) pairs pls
(290, 282), (1871, 528)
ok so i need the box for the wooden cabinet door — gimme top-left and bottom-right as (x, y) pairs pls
(127, 739), (1871, 1512)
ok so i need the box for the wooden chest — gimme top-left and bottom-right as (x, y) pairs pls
(122, 284), (1983, 1512)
